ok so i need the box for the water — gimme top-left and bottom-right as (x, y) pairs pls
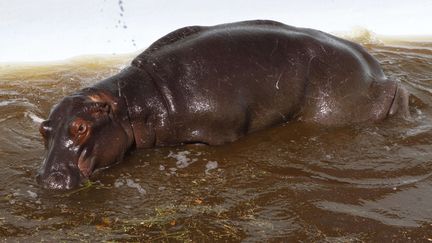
(1, 36), (432, 241)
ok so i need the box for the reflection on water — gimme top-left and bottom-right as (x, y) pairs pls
(1, 38), (432, 241)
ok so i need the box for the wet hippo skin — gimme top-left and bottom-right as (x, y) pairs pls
(36, 20), (409, 189)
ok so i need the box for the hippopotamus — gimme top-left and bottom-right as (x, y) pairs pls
(36, 20), (409, 189)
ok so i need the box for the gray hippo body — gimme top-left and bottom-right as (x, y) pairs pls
(37, 20), (408, 189)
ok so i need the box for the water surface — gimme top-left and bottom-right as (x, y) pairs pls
(1, 38), (432, 241)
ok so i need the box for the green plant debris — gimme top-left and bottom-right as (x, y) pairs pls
(56, 180), (112, 198)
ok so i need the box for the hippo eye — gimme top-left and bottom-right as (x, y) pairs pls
(77, 123), (87, 134)
(70, 119), (90, 141)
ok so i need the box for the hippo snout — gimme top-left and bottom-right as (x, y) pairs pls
(36, 168), (81, 190)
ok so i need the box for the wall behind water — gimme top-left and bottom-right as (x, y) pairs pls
(0, 0), (431, 63)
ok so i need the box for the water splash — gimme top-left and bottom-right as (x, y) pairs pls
(25, 111), (44, 124)
(336, 27), (383, 45)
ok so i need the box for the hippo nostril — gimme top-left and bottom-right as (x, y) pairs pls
(41, 171), (80, 190)
(43, 172), (68, 189)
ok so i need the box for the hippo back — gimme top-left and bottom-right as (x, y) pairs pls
(127, 20), (397, 145)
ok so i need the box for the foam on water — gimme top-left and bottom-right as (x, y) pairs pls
(205, 161), (218, 174)
(167, 150), (199, 169)
(26, 190), (37, 199)
(114, 178), (146, 195)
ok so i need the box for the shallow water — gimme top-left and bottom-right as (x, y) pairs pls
(1, 39), (432, 241)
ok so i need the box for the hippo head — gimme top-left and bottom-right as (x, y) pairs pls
(36, 89), (134, 189)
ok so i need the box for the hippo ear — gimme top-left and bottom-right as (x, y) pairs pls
(39, 120), (51, 148)
(87, 91), (119, 112)
(85, 102), (111, 118)
(39, 120), (51, 138)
